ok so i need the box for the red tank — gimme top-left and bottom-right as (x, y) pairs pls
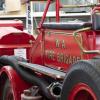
(0, 20), (24, 30)
(0, 27), (35, 59)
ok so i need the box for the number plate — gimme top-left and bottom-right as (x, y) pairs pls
(14, 48), (26, 59)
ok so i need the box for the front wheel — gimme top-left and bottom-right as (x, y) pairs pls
(2, 79), (14, 100)
(60, 60), (100, 100)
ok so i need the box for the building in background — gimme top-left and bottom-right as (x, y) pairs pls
(0, 0), (26, 28)
(0, 0), (99, 34)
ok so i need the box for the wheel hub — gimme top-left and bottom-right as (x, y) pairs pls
(68, 83), (97, 100)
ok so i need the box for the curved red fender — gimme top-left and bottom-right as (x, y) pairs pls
(0, 66), (31, 100)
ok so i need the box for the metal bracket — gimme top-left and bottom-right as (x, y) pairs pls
(73, 27), (100, 54)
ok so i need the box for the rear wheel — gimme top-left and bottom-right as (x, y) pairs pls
(60, 60), (100, 100)
(2, 79), (14, 100)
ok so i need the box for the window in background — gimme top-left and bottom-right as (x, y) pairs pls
(61, 0), (98, 13)
(0, 0), (4, 10)
(31, 0), (99, 13)
(32, 2), (55, 12)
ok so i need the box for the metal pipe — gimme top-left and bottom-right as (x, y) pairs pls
(21, 86), (42, 100)
(48, 82), (62, 99)
(60, 3), (100, 8)
(73, 27), (100, 54)
(39, 0), (51, 28)
(56, 0), (60, 22)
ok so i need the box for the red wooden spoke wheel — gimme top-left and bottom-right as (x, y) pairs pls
(68, 83), (97, 100)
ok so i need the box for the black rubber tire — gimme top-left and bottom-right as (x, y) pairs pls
(10, 56), (27, 62)
(60, 59), (100, 100)
(2, 79), (14, 100)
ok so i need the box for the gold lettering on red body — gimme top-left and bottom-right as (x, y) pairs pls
(57, 53), (81, 64)
(45, 50), (55, 61)
(56, 39), (60, 48)
(56, 39), (66, 49)
(46, 50), (81, 64)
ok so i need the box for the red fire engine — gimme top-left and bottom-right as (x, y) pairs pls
(0, 0), (100, 100)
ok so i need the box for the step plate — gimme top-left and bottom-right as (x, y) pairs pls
(18, 61), (66, 79)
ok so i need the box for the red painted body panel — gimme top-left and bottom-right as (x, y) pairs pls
(0, 20), (24, 31)
(0, 66), (31, 100)
(44, 30), (82, 70)
(30, 29), (98, 71)
(30, 33), (43, 65)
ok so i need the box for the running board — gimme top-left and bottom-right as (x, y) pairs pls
(18, 61), (65, 80)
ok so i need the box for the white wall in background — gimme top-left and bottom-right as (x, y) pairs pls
(5, 0), (21, 12)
